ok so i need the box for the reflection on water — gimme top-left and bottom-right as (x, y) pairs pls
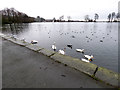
(1, 22), (118, 72)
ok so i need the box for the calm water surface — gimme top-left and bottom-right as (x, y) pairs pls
(1, 22), (118, 72)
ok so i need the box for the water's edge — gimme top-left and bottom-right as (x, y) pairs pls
(0, 33), (119, 88)
(1, 22), (118, 72)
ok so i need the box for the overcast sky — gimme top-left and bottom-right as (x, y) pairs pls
(0, 0), (119, 20)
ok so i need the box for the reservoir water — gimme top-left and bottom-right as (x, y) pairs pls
(1, 22), (118, 72)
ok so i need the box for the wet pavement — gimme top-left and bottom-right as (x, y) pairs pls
(1, 37), (114, 88)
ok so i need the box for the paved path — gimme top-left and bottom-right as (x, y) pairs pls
(2, 38), (113, 88)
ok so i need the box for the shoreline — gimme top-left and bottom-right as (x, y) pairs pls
(2, 21), (120, 25)
(0, 33), (119, 88)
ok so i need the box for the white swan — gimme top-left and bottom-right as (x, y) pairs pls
(76, 49), (84, 53)
(52, 42), (56, 51)
(81, 58), (90, 63)
(31, 40), (38, 44)
(58, 48), (66, 55)
(84, 55), (93, 60)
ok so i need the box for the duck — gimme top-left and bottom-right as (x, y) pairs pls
(21, 38), (26, 42)
(100, 40), (103, 42)
(81, 58), (90, 63)
(76, 49), (84, 53)
(58, 48), (66, 55)
(67, 44), (72, 49)
(52, 42), (56, 51)
(31, 40), (38, 44)
(12, 35), (18, 40)
(84, 55), (93, 61)
(71, 35), (75, 38)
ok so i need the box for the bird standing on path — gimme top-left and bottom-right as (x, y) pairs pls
(52, 42), (56, 51)
(81, 58), (90, 63)
(58, 48), (66, 55)
(31, 40), (38, 44)
(84, 55), (94, 61)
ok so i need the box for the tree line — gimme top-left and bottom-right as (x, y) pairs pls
(52, 13), (120, 22)
(0, 8), (45, 24)
(0, 8), (120, 24)
(84, 13), (99, 22)
(84, 12), (120, 22)
(108, 12), (120, 22)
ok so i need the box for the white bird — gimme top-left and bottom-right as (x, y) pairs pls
(52, 42), (56, 51)
(11, 35), (16, 38)
(0, 33), (4, 36)
(81, 58), (90, 63)
(31, 40), (38, 44)
(58, 48), (66, 55)
(12, 35), (18, 40)
(21, 38), (26, 42)
(76, 49), (84, 53)
(84, 55), (93, 60)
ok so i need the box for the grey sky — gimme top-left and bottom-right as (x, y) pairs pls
(0, 0), (119, 20)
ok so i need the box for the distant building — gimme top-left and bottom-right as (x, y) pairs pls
(45, 19), (53, 22)
(35, 16), (45, 22)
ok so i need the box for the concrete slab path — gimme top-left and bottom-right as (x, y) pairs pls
(2, 38), (114, 88)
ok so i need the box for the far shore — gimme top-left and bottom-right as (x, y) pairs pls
(44, 20), (119, 22)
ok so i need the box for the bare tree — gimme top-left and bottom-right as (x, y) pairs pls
(67, 16), (71, 21)
(108, 14), (111, 22)
(94, 13), (99, 22)
(53, 17), (56, 22)
(84, 15), (90, 22)
(111, 12), (115, 21)
(116, 13), (120, 21)
(1, 8), (42, 24)
(59, 15), (64, 21)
